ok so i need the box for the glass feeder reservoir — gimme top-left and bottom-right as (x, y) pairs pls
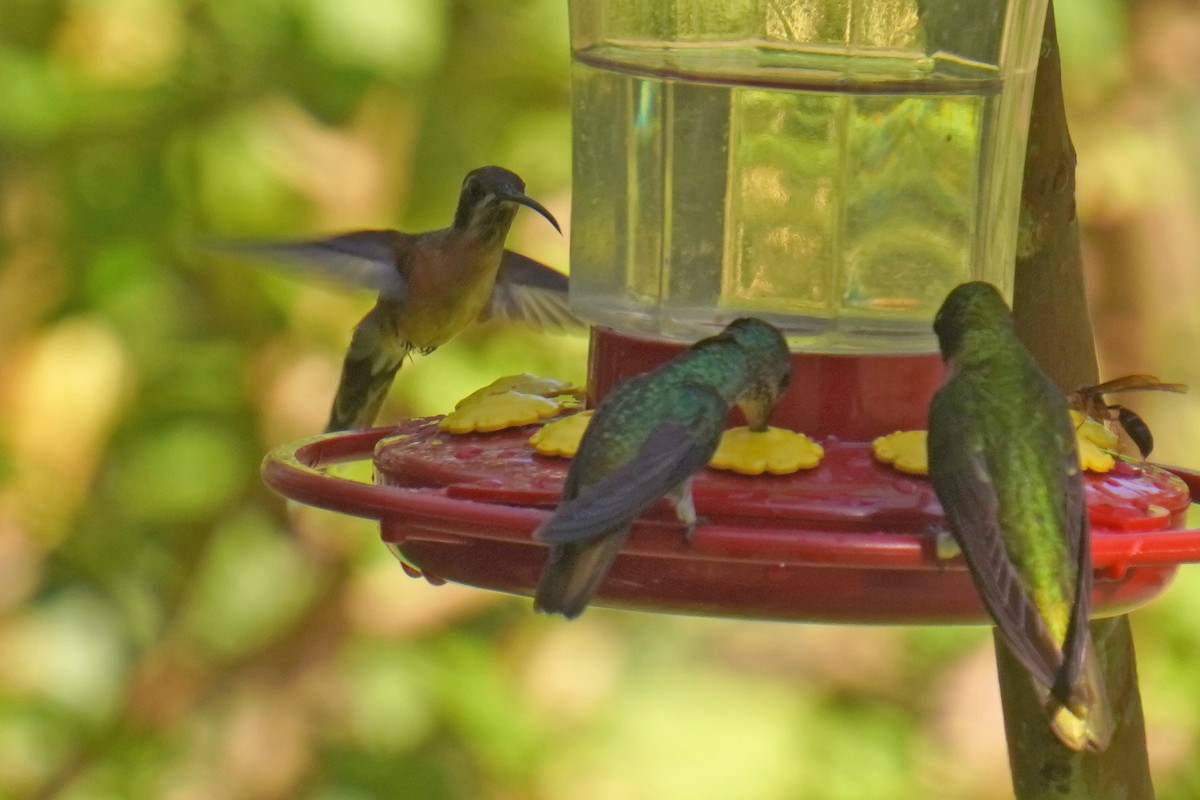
(569, 0), (1049, 353)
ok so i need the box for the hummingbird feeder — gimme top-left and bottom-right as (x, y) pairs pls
(263, 0), (1200, 624)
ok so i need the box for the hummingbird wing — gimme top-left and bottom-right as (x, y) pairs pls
(927, 415), (1064, 692)
(481, 250), (583, 331)
(1057, 415), (1093, 703)
(535, 409), (723, 545)
(217, 230), (411, 301)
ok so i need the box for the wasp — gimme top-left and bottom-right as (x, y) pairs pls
(1067, 375), (1187, 459)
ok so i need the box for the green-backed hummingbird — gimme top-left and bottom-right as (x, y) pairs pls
(534, 317), (792, 619)
(227, 166), (576, 431)
(927, 281), (1113, 752)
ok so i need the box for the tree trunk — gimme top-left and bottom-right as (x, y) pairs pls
(1005, 4), (1154, 798)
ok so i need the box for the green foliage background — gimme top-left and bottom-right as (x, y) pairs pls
(1, 1), (1200, 798)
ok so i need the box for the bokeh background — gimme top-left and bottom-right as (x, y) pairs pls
(2, 0), (1200, 798)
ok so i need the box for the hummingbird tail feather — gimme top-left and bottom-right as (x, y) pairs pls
(325, 306), (416, 432)
(1042, 645), (1115, 752)
(325, 353), (405, 432)
(533, 534), (626, 619)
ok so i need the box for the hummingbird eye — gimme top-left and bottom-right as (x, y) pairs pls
(463, 173), (493, 200)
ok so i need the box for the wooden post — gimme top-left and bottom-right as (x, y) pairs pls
(996, 619), (1154, 799)
(1011, 3), (1097, 392)
(1006, 4), (1154, 798)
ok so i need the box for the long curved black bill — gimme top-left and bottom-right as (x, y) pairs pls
(504, 192), (562, 234)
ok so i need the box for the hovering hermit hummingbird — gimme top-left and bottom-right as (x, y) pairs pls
(228, 166), (576, 431)
(927, 281), (1113, 752)
(534, 317), (792, 619)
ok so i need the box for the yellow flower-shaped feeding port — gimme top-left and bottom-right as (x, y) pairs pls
(440, 390), (563, 434)
(709, 427), (824, 476)
(1071, 410), (1118, 473)
(529, 411), (593, 457)
(872, 430), (929, 476)
(456, 373), (584, 409)
(873, 415), (1119, 476)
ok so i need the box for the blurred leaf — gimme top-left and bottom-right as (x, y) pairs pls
(0, 589), (129, 720)
(315, 745), (463, 800)
(192, 107), (311, 232)
(146, 339), (249, 415)
(108, 422), (252, 523)
(0, 702), (74, 794)
(180, 507), (321, 658)
(1055, 0), (1128, 71)
(801, 701), (916, 800)
(298, 0), (446, 79)
(429, 632), (545, 781)
(0, 45), (77, 139)
(540, 667), (807, 800)
(338, 640), (436, 753)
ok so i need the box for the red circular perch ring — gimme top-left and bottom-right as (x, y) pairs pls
(262, 419), (1199, 625)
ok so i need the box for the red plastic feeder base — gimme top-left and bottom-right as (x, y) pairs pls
(263, 417), (1198, 625)
(260, 328), (1199, 624)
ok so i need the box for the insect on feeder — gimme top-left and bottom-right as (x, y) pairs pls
(263, 0), (1200, 624)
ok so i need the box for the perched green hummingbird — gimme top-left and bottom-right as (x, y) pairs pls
(229, 166), (576, 431)
(534, 317), (792, 619)
(927, 281), (1113, 752)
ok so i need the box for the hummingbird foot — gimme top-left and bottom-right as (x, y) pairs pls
(668, 479), (699, 543)
(681, 514), (711, 545)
